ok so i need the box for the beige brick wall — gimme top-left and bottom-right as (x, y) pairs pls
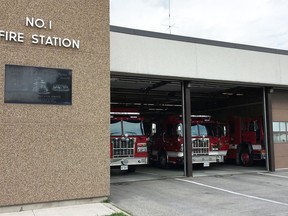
(0, 0), (110, 206)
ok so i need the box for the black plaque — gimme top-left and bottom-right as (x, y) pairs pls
(4, 65), (72, 105)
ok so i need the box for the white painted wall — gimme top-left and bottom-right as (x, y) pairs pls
(111, 31), (287, 86)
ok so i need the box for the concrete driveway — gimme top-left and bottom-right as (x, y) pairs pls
(110, 169), (288, 216)
(110, 163), (267, 183)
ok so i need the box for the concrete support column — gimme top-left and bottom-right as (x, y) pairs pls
(182, 81), (192, 177)
(264, 87), (275, 172)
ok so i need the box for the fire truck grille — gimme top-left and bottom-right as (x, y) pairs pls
(192, 138), (209, 155)
(112, 137), (135, 158)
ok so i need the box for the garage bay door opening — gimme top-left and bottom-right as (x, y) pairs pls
(110, 74), (268, 182)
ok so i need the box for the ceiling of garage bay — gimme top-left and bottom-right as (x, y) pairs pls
(111, 74), (263, 114)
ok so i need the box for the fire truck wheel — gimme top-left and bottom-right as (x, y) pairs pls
(159, 153), (168, 169)
(239, 148), (253, 166)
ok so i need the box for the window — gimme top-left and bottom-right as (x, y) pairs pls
(191, 124), (198, 136)
(110, 120), (144, 136)
(198, 124), (208, 136)
(110, 120), (122, 136)
(123, 120), (144, 136)
(273, 122), (288, 143)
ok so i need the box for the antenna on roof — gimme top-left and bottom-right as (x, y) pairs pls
(164, 0), (175, 34)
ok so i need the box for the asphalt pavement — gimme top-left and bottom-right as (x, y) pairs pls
(110, 169), (288, 216)
(1, 164), (284, 216)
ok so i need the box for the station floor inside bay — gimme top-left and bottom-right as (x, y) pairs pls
(110, 162), (267, 184)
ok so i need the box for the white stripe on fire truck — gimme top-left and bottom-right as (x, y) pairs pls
(252, 145), (262, 150)
(167, 151), (184, 157)
(151, 150), (184, 158)
(209, 150), (227, 156)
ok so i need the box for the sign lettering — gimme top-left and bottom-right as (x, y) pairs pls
(0, 17), (80, 49)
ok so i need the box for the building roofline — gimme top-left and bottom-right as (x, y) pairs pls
(110, 25), (288, 55)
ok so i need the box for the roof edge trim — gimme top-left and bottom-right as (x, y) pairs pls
(110, 25), (288, 55)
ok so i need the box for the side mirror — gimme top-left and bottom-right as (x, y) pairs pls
(176, 124), (183, 136)
(151, 123), (156, 135)
(223, 126), (227, 136)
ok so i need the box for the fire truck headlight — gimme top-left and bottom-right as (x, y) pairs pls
(137, 143), (147, 152)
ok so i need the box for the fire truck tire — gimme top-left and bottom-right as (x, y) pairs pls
(159, 152), (168, 169)
(239, 147), (253, 166)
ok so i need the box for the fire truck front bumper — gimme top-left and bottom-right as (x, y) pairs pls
(165, 151), (227, 167)
(192, 155), (225, 164)
(192, 151), (227, 166)
(110, 157), (148, 167)
(209, 150), (228, 157)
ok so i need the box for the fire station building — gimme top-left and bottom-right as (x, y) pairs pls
(1, 0), (288, 210)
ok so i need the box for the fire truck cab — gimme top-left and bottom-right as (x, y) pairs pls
(110, 111), (149, 172)
(150, 115), (229, 168)
(226, 117), (266, 166)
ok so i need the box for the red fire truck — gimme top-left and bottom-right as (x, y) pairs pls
(110, 111), (150, 172)
(226, 117), (266, 166)
(150, 115), (229, 168)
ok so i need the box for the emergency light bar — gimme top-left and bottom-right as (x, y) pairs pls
(110, 112), (140, 115)
(179, 114), (211, 121)
(179, 114), (211, 118)
(191, 115), (211, 118)
(191, 115), (211, 121)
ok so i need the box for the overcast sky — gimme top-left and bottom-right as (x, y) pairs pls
(110, 0), (288, 50)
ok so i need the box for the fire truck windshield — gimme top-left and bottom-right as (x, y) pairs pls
(191, 124), (214, 137)
(123, 120), (144, 136)
(110, 120), (144, 136)
(110, 120), (122, 136)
